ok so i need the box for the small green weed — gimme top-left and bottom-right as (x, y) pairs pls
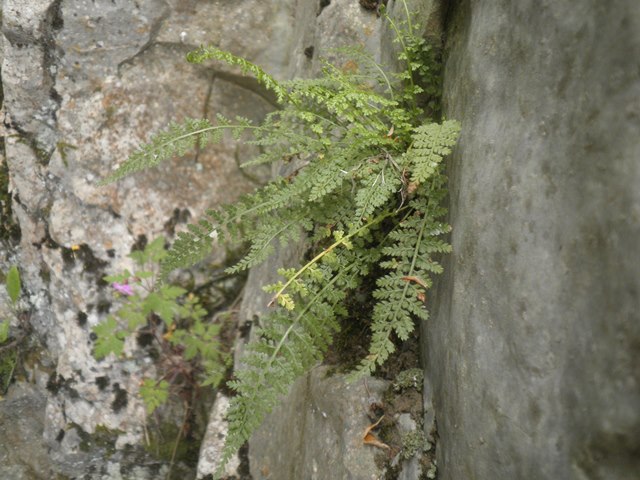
(92, 237), (227, 414)
(1, 265), (22, 394)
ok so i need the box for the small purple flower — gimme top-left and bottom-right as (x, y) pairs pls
(112, 282), (134, 296)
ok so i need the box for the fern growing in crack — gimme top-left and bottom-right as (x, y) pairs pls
(350, 181), (453, 378)
(99, 2), (459, 477)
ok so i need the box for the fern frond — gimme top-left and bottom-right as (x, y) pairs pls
(307, 159), (348, 202)
(159, 218), (216, 281)
(406, 120), (461, 185)
(267, 211), (393, 310)
(329, 45), (398, 98)
(99, 117), (255, 185)
(216, 263), (355, 477)
(353, 159), (402, 225)
(187, 46), (288, 103)
(225, 216), (303, 274)
(349, 190), (451, 380)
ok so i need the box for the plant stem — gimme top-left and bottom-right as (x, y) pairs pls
(384, 2), (418, 111)
(266, 265), (354, 369)
(166, 402), (190, 480)
(268, 210), (398, 307)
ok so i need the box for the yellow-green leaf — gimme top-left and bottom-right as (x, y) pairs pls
(6, 266), (20, 304)
(278, 293), (295, 311)
(0, 320), (9, 344)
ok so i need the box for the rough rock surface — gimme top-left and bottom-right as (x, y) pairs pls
(426, 1), (640, 479)
(196, 393), (240, 479)
(249, 367), (389, 480)
(4, 0), (638, 479)
(0, 382), (52, 479)
(1, 0), (292, 477)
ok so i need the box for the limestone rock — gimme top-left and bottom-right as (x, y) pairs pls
(0, 0), (295, 477)
(196, 393), (241, 479)
(393, 414), (423, 480)
(0, 382), (52, 479)
(249, 367), (389, 480)
(427, 1), (640, 479)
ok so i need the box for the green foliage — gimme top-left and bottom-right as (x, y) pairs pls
(99, 1), (459, 476)
(0, 349), (17, 395)
(93, 316), (127, 359)
(0, 320), (8, 345)
(407, 121), (461, 185)
(91, 237), (226, 414)
(349, 181), (454, 378)
(139, 379), (170, 415)
(1, 265), (22, 345)
(98, 118), (251, 185)
(6, 265), (20, 305)
(187, 47), (288, 102)
(1, 266), (23, 393)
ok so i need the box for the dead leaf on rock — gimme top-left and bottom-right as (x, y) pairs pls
(401, 275), (429, 289)
(362, 415), (390, 450)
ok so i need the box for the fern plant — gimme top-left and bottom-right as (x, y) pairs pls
(99, 2), (459, 476)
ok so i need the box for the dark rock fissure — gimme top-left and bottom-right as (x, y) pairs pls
(318, 0), (331, 15)
(115, 4), (171, 76)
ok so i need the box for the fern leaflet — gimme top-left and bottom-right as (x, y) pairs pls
(99, 117), (259, 185)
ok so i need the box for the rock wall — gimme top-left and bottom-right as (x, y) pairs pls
(2, 0), (639, 479)
(426, 1), (640, 479)
(1, 0), (295, 477)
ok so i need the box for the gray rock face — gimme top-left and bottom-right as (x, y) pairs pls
(426, 1), (640, 479)
(249, 367), (389, 480)
(0, 382), (52, 480)
(4, 0), (638, 479)
(1, 0), (293, 476)
(196, 393), (240, 479)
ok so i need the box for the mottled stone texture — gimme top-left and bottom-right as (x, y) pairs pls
(1, 0), (292, 477)
(0, 383), (52, 479)
(426, 1), (640, 479)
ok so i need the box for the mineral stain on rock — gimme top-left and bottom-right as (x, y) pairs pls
(76, 311), (88, 327)
(111, 383), (128, 413)
(95, 375), (110, 391)
(163, 207), (191, 237)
